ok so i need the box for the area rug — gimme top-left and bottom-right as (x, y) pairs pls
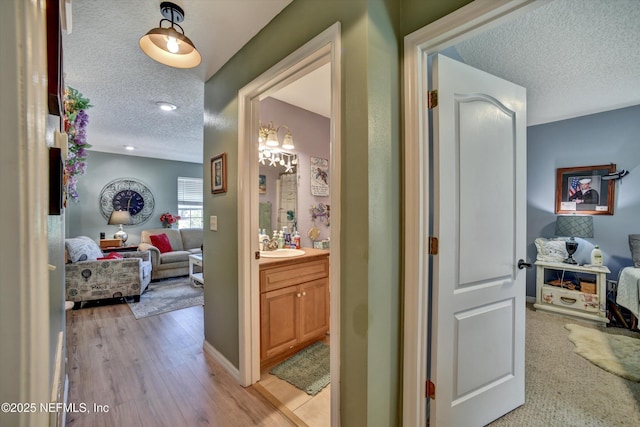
(270, 341), (330, 396)
(565, 323), (640, 381)
(127, 277), (203, 319)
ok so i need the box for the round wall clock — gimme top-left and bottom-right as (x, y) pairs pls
(99, 178), (155, 225)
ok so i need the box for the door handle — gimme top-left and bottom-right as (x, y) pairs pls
(517, 259), (532, 270)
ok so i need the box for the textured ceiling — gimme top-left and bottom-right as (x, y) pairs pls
(454, 0), (640, 126)
(62, 0), (291, 163)
(62, 0), (640, 164)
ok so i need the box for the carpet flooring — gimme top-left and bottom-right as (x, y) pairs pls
(127, 277), (203, 319)
(488, 305), (640, 426)
(269, 342), (330, 396)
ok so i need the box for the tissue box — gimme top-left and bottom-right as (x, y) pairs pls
(313, 240), (330, 250)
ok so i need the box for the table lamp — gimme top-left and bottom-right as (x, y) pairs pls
(555, 215), (593, 264)
(108, 210), (133, 246)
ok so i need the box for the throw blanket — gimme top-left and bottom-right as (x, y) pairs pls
(616, 267), (640, 318)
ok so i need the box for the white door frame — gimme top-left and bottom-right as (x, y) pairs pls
(0, 1), (51, 426)
(402, 1), (547, 425)
(237, 22), (341, 426)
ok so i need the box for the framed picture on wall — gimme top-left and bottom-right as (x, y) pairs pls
(211, 153), (227, 194)
(555, 164), (616, 215)
(259, 174), (266, 194)
(310, 157), (329, 196)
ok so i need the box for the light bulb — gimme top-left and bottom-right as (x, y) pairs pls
(166, 36), (180, 54)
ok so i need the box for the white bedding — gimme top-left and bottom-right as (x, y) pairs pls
(616, 267), (640, 318)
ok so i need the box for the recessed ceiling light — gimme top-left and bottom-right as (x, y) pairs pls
(156, 101), (177, 111)
(124, 145), (135, 151)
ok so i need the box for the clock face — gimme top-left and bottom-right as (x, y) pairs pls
(99, 179), (155, 225)
(112, 190), (145, 215)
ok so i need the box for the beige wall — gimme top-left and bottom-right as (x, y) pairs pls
(202, 0), (471, 424)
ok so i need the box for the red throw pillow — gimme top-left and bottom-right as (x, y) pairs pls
(97, 252), (124, 261)
(150, 233), (173, 254)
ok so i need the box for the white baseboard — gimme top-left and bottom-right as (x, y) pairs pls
(526, 296), (536, 304)
(203, 340), (241, 383)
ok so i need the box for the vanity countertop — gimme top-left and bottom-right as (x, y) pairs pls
(258, 247), (329, 269)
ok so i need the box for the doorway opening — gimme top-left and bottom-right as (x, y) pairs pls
(237, 22), (341, 427)
(403, 1), (542, 425)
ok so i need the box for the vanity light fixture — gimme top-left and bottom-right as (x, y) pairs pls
(156, 101), (177, 111)
(139, 2), (201, 69)
(258, 121), (297, 170)
(258, 121), (295, 150)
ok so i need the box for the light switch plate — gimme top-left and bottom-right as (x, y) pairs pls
(210, 216), (217, 231)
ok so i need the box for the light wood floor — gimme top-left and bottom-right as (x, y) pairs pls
(65, 302), (295, 427)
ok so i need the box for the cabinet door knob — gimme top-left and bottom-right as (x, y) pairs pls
(297, 293), (301, 298)
(302, 292), (306, 296)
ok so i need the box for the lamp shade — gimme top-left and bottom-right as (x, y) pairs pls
(555, 215), (593, 238)
(108, 210), (133, 226)
(139, 27), (201, 69)
(138, 1), (201, 69)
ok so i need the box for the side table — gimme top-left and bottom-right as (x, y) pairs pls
(189, 254), (204, 287)
(102, 245), (140, 253)
(533, 261), (610, 324)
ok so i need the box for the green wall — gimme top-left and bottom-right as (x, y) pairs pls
(66, 151), (202, 244)
(202, 0), (472, 424)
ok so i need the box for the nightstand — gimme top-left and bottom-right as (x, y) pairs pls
(534, 261), (610, 324)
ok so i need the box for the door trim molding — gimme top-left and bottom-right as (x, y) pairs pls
(237, 22), (341, 426)
(402, 1), (544, 425)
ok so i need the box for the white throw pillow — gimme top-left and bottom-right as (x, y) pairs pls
(65, 236), (104, 262)
(534, 238), (568, 263)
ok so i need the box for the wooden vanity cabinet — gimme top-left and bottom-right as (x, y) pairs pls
(260, 255), (329, 365)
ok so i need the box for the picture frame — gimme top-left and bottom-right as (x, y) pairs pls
(555, 164), (616, 215)
(310, 157), (329, 197)
(211, 153), (227, 194)
(258, 174), (266, 194)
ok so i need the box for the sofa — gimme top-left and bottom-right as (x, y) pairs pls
(138, 228), (203, 280)
(65, 236), (152, 307)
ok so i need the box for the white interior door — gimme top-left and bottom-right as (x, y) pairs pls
(429, 54), (527, 426)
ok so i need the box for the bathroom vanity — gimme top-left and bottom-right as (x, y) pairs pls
(259, 248), (330, 367)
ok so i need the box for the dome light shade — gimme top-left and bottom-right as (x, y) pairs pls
(139, 2), (201, 69)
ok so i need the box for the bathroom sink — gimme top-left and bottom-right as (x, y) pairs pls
(260, 248), (306, 258)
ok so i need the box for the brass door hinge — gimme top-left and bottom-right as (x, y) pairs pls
(426, 380), (435, 399)
(428, 90), (438, 109)
(429, 237), (438, 255)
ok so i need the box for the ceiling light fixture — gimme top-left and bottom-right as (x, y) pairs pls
(123, 145), (135, 151)
(139, 2), (202, 69)
(156, 101), (177, 111)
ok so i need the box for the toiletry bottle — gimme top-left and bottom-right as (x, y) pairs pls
(278, 231), (285, 249)
(591, 245), (603, 266)
(293, 230), (301, 249)
(284, 226), (291, 246)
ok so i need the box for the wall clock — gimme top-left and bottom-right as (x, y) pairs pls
(99, 178), (155, 225)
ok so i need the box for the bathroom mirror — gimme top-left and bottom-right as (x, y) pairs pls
(258, 152), (298, 235)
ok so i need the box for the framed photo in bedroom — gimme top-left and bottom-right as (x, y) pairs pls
(555, 164), (616, 215)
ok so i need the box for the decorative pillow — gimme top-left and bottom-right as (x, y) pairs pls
(65, 236), (104, 262)
(534, 237), (568, 262)
(629, 235), (640, 268)
(150, 233), (173, 254)
(97, 252), (124, 261)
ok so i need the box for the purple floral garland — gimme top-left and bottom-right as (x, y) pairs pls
(64, 87), (92, 201)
